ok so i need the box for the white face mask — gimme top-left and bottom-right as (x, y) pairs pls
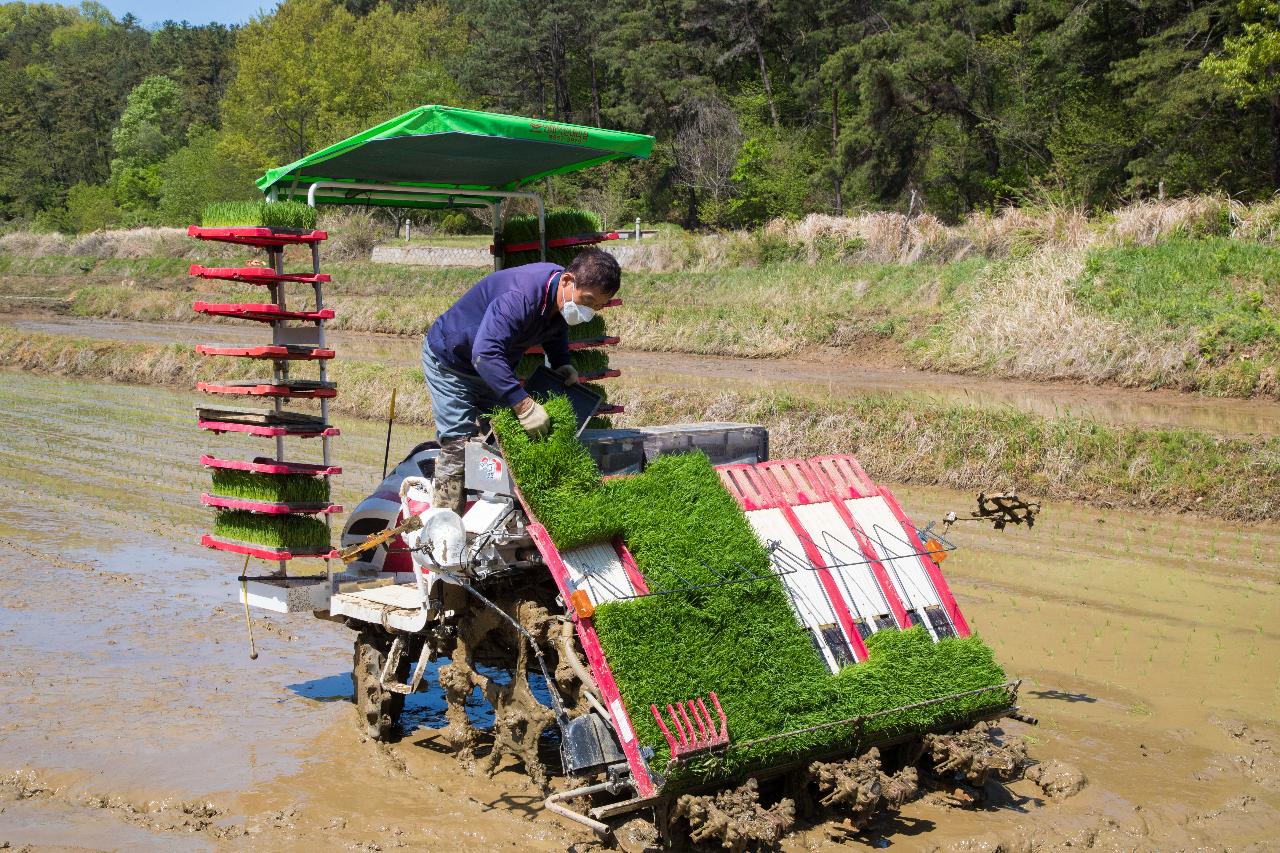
(561, 280), (595, 326)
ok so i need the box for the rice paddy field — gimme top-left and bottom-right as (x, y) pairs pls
(0, 370), (1276, 850)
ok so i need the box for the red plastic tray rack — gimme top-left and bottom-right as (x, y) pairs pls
(200, 534), (339, 561)
(193, 301), (335, 323)
(526, 337), (619, 355)
(199, 419), (340, 438)
(189, 265), (332, 286)
(200, 494), (342, 514)
(187, 225), (328, 248)
(597, 404), (624, 415)
(196, 344), (335, 360)
(494, 231), (620, 255)
(200, 455), (342, 476)
(197, 380), (338, 399)
(579, 369), (621, 381)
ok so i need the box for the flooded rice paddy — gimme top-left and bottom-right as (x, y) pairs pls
(0, 371), (1276, 851)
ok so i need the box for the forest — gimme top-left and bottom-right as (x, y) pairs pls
(1, 0), (1277, 232)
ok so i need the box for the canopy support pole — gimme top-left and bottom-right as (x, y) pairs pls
(492, 201), (503, 272)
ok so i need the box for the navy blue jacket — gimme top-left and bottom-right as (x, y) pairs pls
(426, 262), (571, 407)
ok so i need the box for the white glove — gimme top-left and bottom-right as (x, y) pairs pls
(554, 364), (579, 385)
(515, 398), (550, 438)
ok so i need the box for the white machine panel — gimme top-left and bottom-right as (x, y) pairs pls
(845, 496), (947, 639)
(561, 541), (636, 605)
(745, 507), (848, 672)
(792, 501), (894, 627)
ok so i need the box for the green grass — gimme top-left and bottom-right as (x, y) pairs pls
(211, 509), (331, 550)
(1077, 237), (1280, 358)
(209, 469), (329, 503)
(201, 200), (319, 230)
(493, 397), (1007, 787)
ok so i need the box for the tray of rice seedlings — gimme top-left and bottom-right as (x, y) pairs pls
(203, 468), (339, 514)
(201, 200), (319, 230)
(189, 201), (326, 247)
(517, 350), (615, 381)
(205, 509), (333, 559)
(493, 397), (1011, 791)
(501, 208), (609, 267)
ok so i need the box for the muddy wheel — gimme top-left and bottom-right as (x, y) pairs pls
(352, 631), (408, 741)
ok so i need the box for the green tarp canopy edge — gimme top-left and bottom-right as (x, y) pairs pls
(256, 105), (654, 207)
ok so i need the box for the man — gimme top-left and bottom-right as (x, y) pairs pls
(422, 247), (621, 513)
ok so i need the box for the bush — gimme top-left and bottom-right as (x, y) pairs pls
(64, 183), (123, 233)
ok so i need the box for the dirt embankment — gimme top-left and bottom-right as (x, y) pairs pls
(2, 324), (1279, 522)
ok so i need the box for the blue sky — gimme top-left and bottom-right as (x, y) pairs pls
(92, 0), (271, 27)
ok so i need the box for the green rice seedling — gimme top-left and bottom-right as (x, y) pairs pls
(493, 397), (1007, 788)
(209, 469), (329, 504)
(571, 349), (611, 375)
(568, 315), (608, 341)
(212, 510), (331, 550)
(201, 200), (319, 230)
(503, 208), (604, 267)
(516, 349), (611, 380)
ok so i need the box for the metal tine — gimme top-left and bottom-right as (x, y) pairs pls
(676, 703), (697, 746)
(695, 556), (730, 581)
(666, 704), (689, 747)
(695, 697), (716, 739)
(688, 699), (708, 744)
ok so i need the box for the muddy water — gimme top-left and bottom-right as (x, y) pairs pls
(11, 315), (1280, 437)
(0, 372), (1278, 851)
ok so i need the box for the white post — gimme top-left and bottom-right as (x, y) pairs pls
(634, 217), (641, 241)
(405, 218), (411, 242)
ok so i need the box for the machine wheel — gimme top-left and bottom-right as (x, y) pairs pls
(352, 631), (408, 741)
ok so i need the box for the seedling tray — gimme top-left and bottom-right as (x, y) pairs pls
(187, 225), (328, 248)
(526, 337), (619, 354)
(198, 379), (338, 398)
(189, 265), (332, 286)
(193, 301), (335, 323)
(196, 344), (335, 360)
(201, 533), (338, 561)
(201, 493), (342, 514)
(199, 455), (342, 476)
(200, 421), (339, 437)
(196, 404), (325, 425)
(494, 231), (620, 254)
(578, 369), (621, 381)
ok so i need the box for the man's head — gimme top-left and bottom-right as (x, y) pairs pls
(557, 247), (621, 313)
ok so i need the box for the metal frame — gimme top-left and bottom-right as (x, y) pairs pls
(284, 180), (548, 269)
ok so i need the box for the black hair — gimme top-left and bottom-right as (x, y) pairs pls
(565, 247), (621, 296)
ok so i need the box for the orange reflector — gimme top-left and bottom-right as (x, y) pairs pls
(925, 537), (948, 564)
(569, 589), (595, 619)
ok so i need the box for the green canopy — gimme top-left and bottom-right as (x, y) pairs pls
(256, 105), (654, 209)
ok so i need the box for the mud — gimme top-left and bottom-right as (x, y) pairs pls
(10, 314), (1280, 437)
(0, 371), (1278, 851)
(674, 778), (796, 852)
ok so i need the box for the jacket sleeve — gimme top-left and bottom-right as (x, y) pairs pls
(472, 291), (532, 408)
(543, 326), (571, 370)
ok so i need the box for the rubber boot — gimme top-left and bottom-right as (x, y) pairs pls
(432, 438), (467, 515)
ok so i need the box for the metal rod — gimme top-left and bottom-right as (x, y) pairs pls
(544, 782), (612, 836)
(239, 554), (258, 660)
(381, 387), (397, 480)
(304, 181), (544, 209)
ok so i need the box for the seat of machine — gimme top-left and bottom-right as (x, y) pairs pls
(336, 582), (425, 609)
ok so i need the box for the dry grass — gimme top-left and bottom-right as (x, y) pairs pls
(1105, 195), (1240, 246)
(3, 324), (1276, 522)
(317, 208), (385, 261)
(913, 249), (1194, 385)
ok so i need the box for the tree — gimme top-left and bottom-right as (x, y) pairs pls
(109, 75), (184, 210)
(220, 0), (467, 170)
(1202, 0), (1280, 183)
(156, 126), (258, 224)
